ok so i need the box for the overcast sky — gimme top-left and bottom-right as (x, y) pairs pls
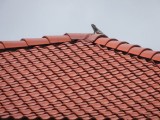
(0, 0), (160, 50)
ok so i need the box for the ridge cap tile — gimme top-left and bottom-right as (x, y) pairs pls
(117, 44), (140, 52)
(65, 33), (91, 40)
(140, 50), (159, 59)
(94, 37), (111, 45)
(1, 41), (28, 49)
(105, 39), (128, 49)
(151, 52), (160, 61)
(128, 47), (151, 56)
(43, 35), (71, 43)
(21, 38), (50, 46)
(86, 34), (107, 42)
(0, 42), (5, 49)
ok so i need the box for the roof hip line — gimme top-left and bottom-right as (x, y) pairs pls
(0, 33), (159, 63)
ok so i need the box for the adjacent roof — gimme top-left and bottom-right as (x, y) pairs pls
(0, 33), (160, 120)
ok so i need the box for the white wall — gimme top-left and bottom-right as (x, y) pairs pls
(0, 0), (160, 50)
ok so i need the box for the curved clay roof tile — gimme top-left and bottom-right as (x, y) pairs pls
(106, 40), (128, 49)
(94, 38), (111, 45)
(43, 35), (71, 43)
(0, 42), (5, 49)
(128, 47), (151, 56)
(65, 33), (90, 40)
(117, 44), (140, 53)
(86, 34), (107, 42)
(21, 38), (49, 46)
(140, 50), (159, 60)
(1, 41), (28, 49)
(151, 52), (160, 61)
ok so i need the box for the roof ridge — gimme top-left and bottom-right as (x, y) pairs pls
(0, 33), (160, 63)
(92, 36), (160, 63)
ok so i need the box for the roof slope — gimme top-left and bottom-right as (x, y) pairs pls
(0, 33), (160, 120)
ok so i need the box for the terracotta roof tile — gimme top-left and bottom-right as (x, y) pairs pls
(1, 41), (28, 49)
(0, 32), (160, 120)
(94, 37), (110, 45)
(152, 52), (160, 61)
(65, 33), (91, 40)
(117, 44), (140, 53)
(43, 35), (71, 43)
(140, 50), (160, 60)
(87, 34), (107, 42)
(21, 38), (49, 46)
(0, 42), (5, 49)
(128, 47), (151, 56)
(105, 40), (128, 49)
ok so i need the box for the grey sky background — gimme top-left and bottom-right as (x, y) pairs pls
(0, 0), (159, 50)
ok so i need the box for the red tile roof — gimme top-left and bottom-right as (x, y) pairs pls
(0, 33), (160, 120)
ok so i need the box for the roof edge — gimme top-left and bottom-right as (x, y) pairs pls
(0, 33), (160, 62)
(94, 37), (160, 62)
